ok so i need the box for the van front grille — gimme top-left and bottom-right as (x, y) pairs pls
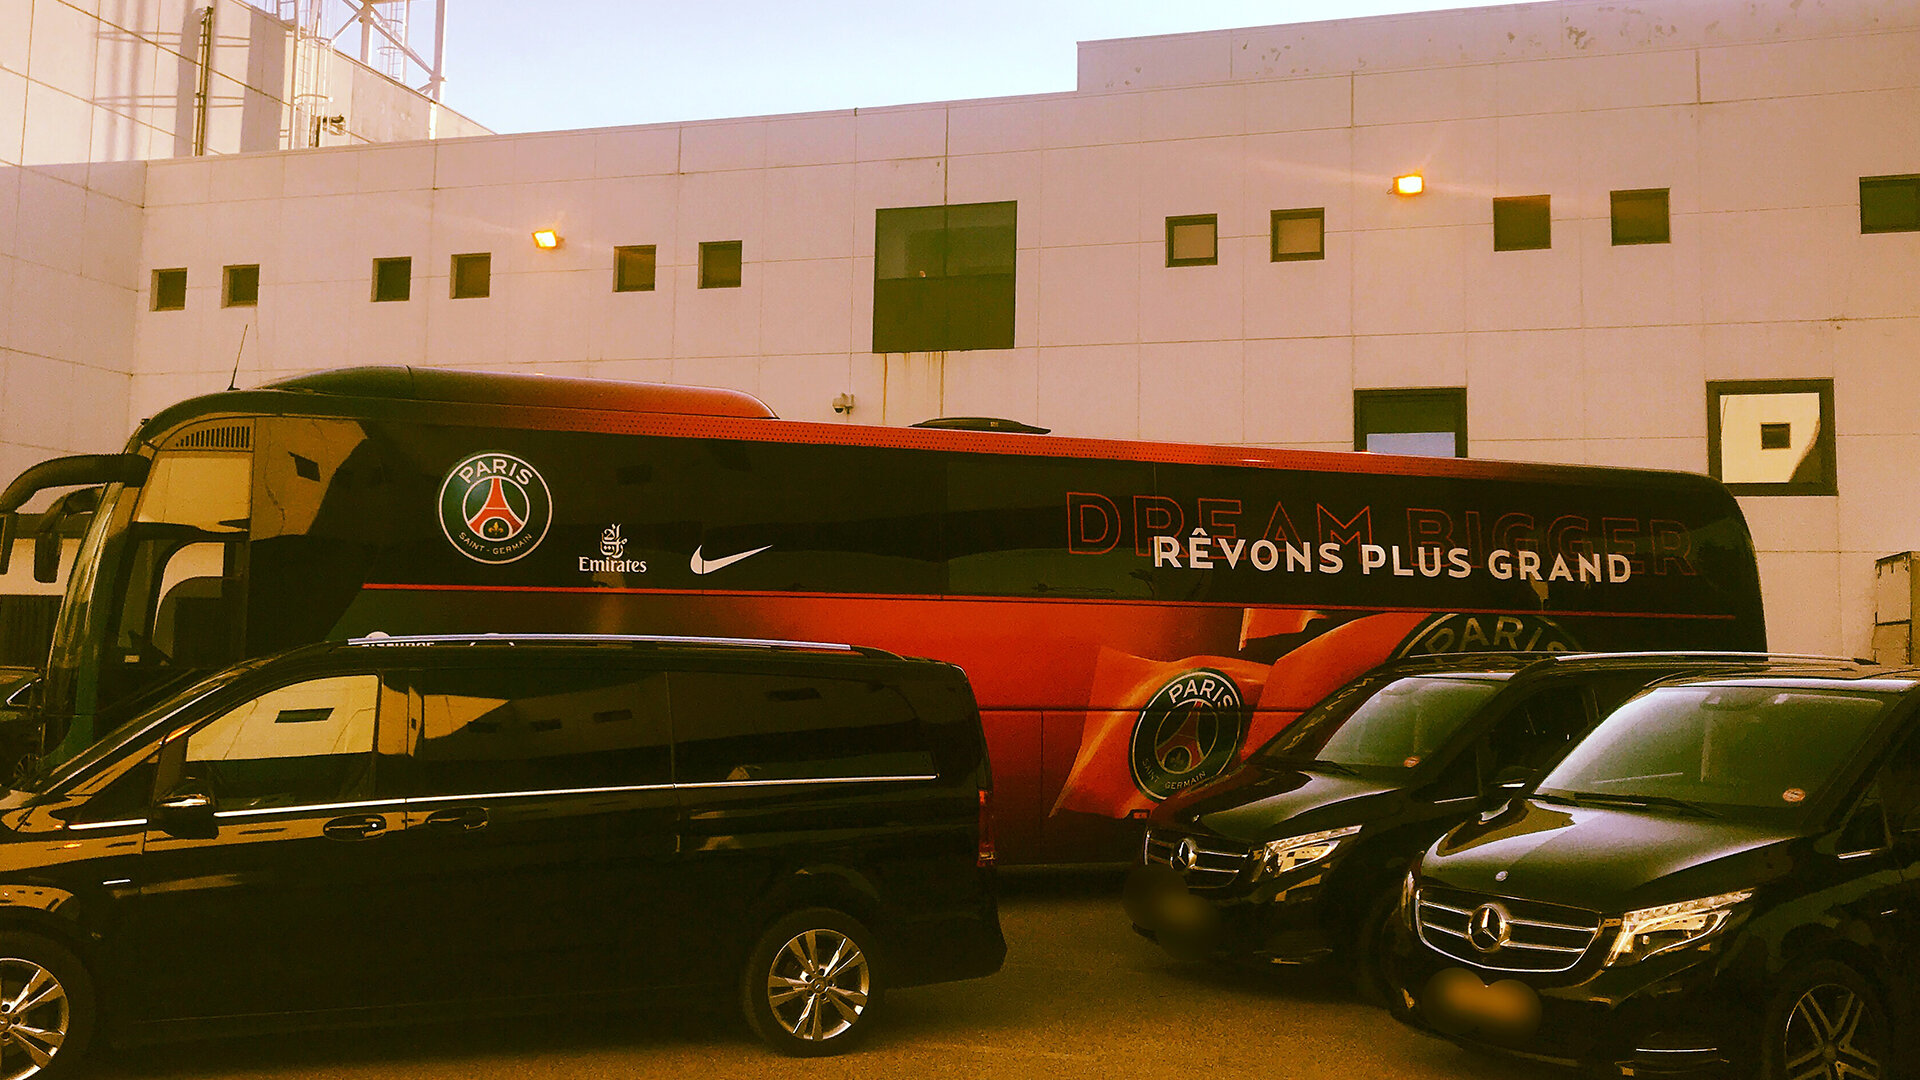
(1142, 828), (1251, 890)
(1415, 884), (1601, 973)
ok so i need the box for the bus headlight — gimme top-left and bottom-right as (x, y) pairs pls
(1251, 825), (1361, 881)
(1605, 890), (1753, 965)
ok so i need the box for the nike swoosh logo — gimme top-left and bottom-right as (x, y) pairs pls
(690, 544), (772, 575)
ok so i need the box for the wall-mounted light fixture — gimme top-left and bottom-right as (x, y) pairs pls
(1392, 174), (1426, 196)
(531, 229), (562, 249)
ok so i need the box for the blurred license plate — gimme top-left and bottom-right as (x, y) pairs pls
(1420, 968), (1542, 1045)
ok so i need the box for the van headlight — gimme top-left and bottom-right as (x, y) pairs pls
(1250, 825), (1362, 881)
(1605, 890), (1753, 965)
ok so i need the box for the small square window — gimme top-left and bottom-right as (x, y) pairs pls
(699, 241), (742, 289)
(1610, 189), (1670, 245)
(1354, 388), (1468, 458)
(1165, 214), (1218, 267)
(1707, 379), (1837, 496)
(151, 268), (187, 311)
(372, 257), (412, 302)
(1493, 195), (1551, 251)
(1271, 208), (1325, 262)
(450, 253), (491, 299)
(614, 245), (656, 292)
(221, 264), (259, 307)
(1861, 175), (1920, 233)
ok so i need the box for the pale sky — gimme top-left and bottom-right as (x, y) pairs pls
(432, 1), (1511, 133)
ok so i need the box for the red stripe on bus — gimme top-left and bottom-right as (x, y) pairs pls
(358, 582), (1737, 620)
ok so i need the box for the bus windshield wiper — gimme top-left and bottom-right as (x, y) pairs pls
(1553, 790), (1719, 818)
(1306, 759), (1361, 777)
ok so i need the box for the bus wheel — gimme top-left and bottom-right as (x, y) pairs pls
(1762, 960), (1887, 1080)
(740, 908), (883, 1057)
(0, 932), (95, 1080)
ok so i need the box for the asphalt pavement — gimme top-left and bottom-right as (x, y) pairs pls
(98, 869), (1556, 1080)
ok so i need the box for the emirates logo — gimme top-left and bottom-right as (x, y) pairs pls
(438, 452), (553, 565)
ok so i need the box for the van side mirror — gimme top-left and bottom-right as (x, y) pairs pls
(1490, 765), (1534, 791)
(153, 788), (218, 840)
(1900, 805), (1920, 836)
(0, 514), (13, 575)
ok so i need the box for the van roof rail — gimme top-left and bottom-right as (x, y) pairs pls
(344, 633), (900, 659)
(1548, 650), (1865, 665)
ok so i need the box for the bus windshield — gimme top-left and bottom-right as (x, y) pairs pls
(44, 448), (251, 751)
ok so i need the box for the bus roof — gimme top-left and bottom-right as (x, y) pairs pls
(133, 366), (1721, 493)
(262, 366), (777, 419)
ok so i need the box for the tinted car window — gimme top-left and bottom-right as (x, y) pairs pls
(1539, 685), (1896, 817)
(69, 751), (159, 825)
(671, 671), (933, 783)
(1484, 687), (1590, 774)
(181, 674), (379, 811)
(412, 666), (670, 795)
(1261, 675), (1504, 773)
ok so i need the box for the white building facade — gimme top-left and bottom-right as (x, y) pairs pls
(7, 0), (1920, 656)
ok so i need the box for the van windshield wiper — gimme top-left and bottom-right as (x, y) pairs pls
(1305, 759), (1361, 777)
(1548, 790), (1720, 819)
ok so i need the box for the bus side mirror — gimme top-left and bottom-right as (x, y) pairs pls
(32, 528), (60, 584)
(27, 487), (100, 584)
(0, 514), (12, 575)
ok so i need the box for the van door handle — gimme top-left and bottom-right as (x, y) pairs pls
(323, 814), (388, 841)
(424, 806), (489, 832)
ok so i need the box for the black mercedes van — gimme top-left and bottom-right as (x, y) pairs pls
(1393, 666), (1920, 1078)
(1124, 652), (1834, 1000)
(0, 633), (1004, 1074)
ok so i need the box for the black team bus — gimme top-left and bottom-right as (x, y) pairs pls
(0, 367), (1766, 863)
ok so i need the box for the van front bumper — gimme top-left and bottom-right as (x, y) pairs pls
(1124, 863), (1339, 964)
(1388, 930), (1761, 1077)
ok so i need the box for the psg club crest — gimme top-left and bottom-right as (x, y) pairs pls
(1128, 669), (1247, 802)
(438, 452), (553, 564)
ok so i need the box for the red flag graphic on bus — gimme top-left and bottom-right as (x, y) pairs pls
(1050, 611), (1432, 819)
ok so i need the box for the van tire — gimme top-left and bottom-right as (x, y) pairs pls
(0, 931), (95, 1079)
(1760, 959), (1888, 1080)
(739, 908), (883, 1057)
(1347, 890), (1401, 1007)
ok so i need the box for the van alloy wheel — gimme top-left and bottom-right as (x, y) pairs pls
(1780, 981), (1883, 1080)
(0, 958), (69, 1080)
(765, 928), (870, 1043)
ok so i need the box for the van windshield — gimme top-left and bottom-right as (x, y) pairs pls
(1259, 675), (1506, 774)
(1536, 684), (1895, 819)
